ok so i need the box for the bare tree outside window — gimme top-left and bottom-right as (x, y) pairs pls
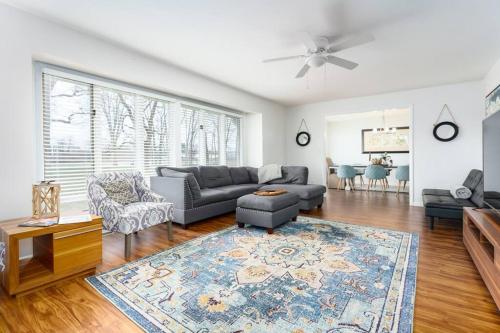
(180, 106), (200, 166)
(225, 115), (240, 166)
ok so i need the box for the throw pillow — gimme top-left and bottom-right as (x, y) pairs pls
(102, 179), (140, 205)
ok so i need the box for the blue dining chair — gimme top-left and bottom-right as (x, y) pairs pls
(364, 165), (388, 192)
(396, 165), (410, 194)
(337, 165), (357, 191)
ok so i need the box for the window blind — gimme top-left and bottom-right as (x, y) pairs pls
(41, 70), (242, 203)
(225, 115), (241, 167)
(138, 95), (173, 178)
(180, 105), (201, 167)
(42, 74), (93, 202)
(201, 110), (220, 166)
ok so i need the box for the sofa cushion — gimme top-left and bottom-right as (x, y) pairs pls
(422, 189), (451, 196)
(260, 184), (326, 200)
(237, 192), (300, 212)
(193, 188), (230, 207)
(422, 194), (475, 209)
(216, 184), (261, 199)
(102, 178), (139, 205)
(470, 178), (484, 207)
(462, 169), (483, 191)
(229, 167), (251, 184)
(246, 167), (259, 183)
(157, 166), (204, 188)
(199, 166), (233, 188)
(269, 166), (308, 185)
(159, 168), (201, 200)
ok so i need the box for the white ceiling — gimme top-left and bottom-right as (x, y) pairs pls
(4, 0), (500, 106)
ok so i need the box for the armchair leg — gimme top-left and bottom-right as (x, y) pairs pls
(125, 234), (132, 258)
(167, 220), (173, 241)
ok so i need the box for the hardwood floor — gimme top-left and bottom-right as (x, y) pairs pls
(1, 190), (499, 332)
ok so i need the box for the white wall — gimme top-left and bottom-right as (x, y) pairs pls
(286, 81), (484, 205)
(0, 3), (285, 221)
(484, 57), (500, 96)
(326, 109), (410, 186)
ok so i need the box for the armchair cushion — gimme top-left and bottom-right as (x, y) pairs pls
(117, 202), (173, 234)
(463, 169), (483, 190)
(101, 178), (139, 205)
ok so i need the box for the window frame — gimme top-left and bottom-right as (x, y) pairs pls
(34, 62), (244, 202)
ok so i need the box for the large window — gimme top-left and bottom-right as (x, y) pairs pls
(40, 67), (242, 203)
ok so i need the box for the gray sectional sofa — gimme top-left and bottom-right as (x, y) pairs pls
(150, 165), (326, 228)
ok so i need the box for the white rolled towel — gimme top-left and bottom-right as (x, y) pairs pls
(450, 186), (472, 199)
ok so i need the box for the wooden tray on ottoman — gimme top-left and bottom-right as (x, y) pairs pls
(253, 189), (288, 196)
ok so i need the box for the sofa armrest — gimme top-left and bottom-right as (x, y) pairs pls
(150, 176), (194, 209)
(133, 173), (167, 203)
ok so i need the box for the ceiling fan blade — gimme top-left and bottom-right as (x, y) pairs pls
(295, 64), (310, 78)
(262, 55), (305, 63)
(327, 33), (375, 53)
(299, 32), (318, 52)
(327, 55), (358, 70)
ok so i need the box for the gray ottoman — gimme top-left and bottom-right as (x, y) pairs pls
(236, 192), (300, 234)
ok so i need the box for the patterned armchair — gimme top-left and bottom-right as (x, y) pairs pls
(0, 242), (5, 272)
(87, 172), (174, 257)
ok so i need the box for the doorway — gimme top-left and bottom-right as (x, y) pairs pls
(324, 108), (412, 200)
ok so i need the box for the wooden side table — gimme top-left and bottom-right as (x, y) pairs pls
(0, 215), (102, 296)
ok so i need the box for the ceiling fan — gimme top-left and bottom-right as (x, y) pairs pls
(262, 32), (374, 78)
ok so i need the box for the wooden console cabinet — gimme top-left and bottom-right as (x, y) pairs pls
(463, 207), (500, 308)
(0, 215), (102, 296)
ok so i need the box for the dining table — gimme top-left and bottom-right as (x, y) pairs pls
(329, 164), (398, 175)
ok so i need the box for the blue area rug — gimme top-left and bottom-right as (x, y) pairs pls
(87, 216), (418, 332)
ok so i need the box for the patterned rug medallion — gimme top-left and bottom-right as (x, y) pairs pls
(87, 217), (418, 333)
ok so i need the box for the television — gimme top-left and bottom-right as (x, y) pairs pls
(483, 110), (500, 215)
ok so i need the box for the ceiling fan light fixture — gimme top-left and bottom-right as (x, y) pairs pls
(307, 54), (327, 67)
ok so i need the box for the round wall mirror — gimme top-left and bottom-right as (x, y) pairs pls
(296, 131), (311, 146)
(433, 121), (459, 142)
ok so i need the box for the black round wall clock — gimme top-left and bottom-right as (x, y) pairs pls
(296, 131), (311, 146)
(433, 121), (459, 142)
